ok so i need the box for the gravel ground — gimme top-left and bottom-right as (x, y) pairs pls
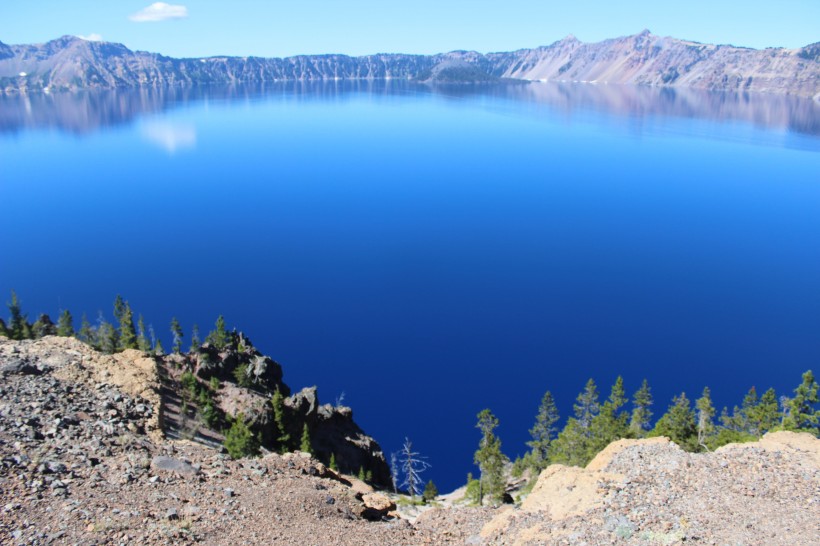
(481, 435), (820, 545)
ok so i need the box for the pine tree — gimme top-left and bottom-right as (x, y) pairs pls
(154, 338), (165, 356)
(113, 295), (126, 322)
(224, 413), (259, 459)
(137, 315), (151, 352)
(329, 453), (338, 471)
(651, 392), (697, 451)
(300, 423), (312, 453)
(31, 314), (57, 338)
(423, 480), (439, 502)
(548, 419), (589, 466)
(527, 390), (560, 469)
(207, 315), (228, 350)
(474, 409), (508, 505)
(630, 379), (653, 437)
(695, 387), (716, 450)
(271, 388), (290, 449)
(7, 290), (30, 340)
(574, 378), (600, 430)
(96, 314), (118, 354)
(783, 370), (819, 432)
(117, 300), (137, 350)
(588, 376), (629, 456)
(189, 324), (201, 352)
(56, 309), (74, 337)
(170, 317), (183, 354)
(0, 318), (7, 337)
(77, 313), (93, 344)
(748, 387), (779, 435)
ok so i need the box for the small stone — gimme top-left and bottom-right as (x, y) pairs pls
(166, 507), (179, 520)
(223, 488), (235, 498)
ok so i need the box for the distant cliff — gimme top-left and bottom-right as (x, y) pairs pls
(1, 31), (818, 97)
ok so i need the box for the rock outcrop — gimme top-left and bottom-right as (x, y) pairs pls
(1, 31), (818, 97)
(285, 387), (392, 487)
(0, 335), (392, 490)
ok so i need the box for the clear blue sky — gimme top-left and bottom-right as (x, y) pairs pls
(1, 1), (818, 57)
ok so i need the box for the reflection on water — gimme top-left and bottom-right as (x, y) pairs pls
(0, 81), (818, 139)
(140, 121), (197, 154)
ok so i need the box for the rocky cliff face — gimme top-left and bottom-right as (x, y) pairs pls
(0, 334), (392, 489)
(1, 32), (818, 97)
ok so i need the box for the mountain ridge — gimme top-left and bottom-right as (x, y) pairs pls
(1, 31), (818, 97)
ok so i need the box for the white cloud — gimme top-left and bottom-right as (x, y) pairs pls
(77, 33), (104, 42)
(129, 3), (188, 23)
(141, 121), (197, 154)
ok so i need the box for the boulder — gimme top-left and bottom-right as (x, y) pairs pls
(1, 359), (45, 376)
(361, 492), (396, 521)
(151, 456), (199, 478)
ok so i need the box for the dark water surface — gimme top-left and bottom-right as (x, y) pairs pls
(1, 82), (819, 490)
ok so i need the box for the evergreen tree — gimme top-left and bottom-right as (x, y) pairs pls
(527, 390), (560, 469)
(56, 310), (74, 337)
(117, 299), (137, 350)
(739, 386), (759, 433)
(574, 379), (600, 430)
(783, 370), (819, 432)
(0, 318), (7, 337)
(189, 324), (201, 352)
(423, 480), (439, 502)
(651, 392), (698, 451)
(154, 338), (165, 356)
(549, 379), (604, 467)
(695, 387), (716, 450)
(271, 388), (290, 449)
(549, 419), (592, 467)
(474, 409), (508, 505)
(747, 387), (779, 435)
(31, 314), (57, 338)
(96, 314), (118, 354)
(224, 413), (259, 459)
(7, 290), (30, 340)
(300, 423), (312, 453)
(588, 376), (629, 455)
(113, 295), (126, 322)
(170, 317), (183, 354)
(207, 315), (229, 350)
(329, 453), (338, 471)
(77, 313), (93, 344)
(630, 379), (653, 437)
(136, 315), (151, 352)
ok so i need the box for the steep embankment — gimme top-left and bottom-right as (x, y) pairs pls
(1, 31), (818, 97)
(480, 433), (820, 545)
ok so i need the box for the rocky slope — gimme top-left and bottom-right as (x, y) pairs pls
(0, 334), (392, 489)
(1, 31), (818, 97)
(481, 434), (820, 545)
(1, 336), (818, 545)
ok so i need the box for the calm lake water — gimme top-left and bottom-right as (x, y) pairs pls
(1, 81), (819, 490)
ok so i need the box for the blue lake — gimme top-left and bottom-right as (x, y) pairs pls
(1, 81), (819, 490)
